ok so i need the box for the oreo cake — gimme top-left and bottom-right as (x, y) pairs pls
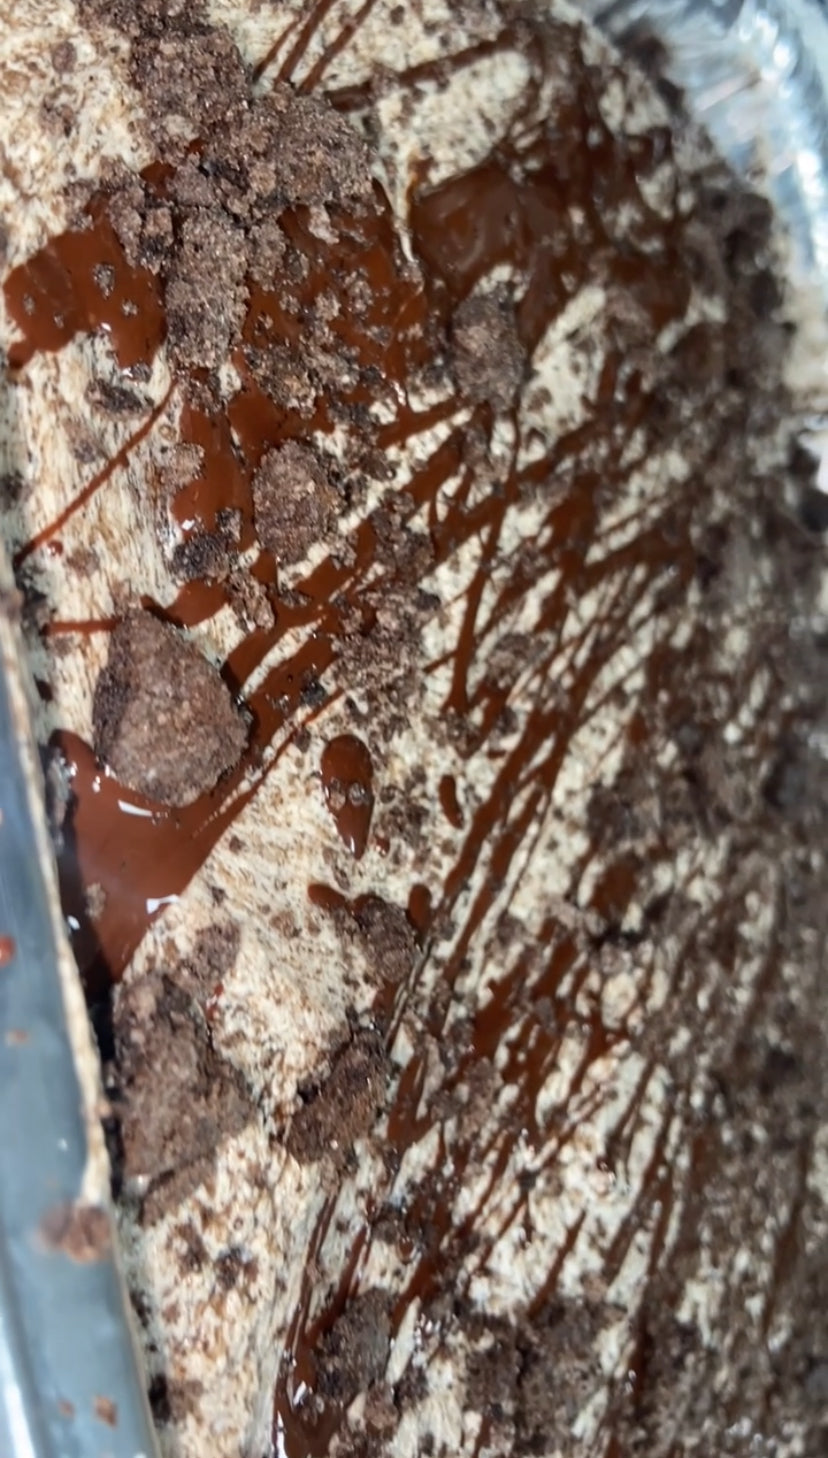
(1, 1), (827, 1456)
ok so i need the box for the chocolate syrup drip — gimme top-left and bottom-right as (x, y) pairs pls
(438, 772), (463, 829)
(259, 25), (747, 1458)
(14, 391), (172, 570)
(4, 197), (164, 372)
(320, 734), (374, 858)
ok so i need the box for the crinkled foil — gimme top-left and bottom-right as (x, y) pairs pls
(591, 0), (828, 293)
(0, 4), (826, 1457)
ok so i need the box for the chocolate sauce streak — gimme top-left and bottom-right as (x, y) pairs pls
(4, 8), (820, 1458)
(4, 196), (164, 372)
(320, 734), (374, 858)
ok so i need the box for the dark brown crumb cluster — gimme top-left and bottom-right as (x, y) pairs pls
(98, 16), (377, 380)
(113, 968), (254, 1219)
(178, 919), (241, 1000)
(170, 527), (234, 583)
(197, 82), (377, 215)
(451, 289), (525, 409)
(353, 896), (418, 983)
(252, 441), (340, 565)
(92, 610), (246, 806)
(285, 1028), (388, 1165)
(165, 210), (248, 371)
(129, 25), (248, 145)
(340, 584), (441, 715)
(316, 1290), (392, 1407)
(460, 1300), (607, 1452)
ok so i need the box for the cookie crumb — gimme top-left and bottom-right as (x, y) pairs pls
(286, 1029), (387, 1164)
(451, 289), (524, 408)
(355, 896), (417, 982)
(317, 1290), (392, 1406)
(92, 611), (246, 806)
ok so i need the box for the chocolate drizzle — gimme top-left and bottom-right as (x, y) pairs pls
(320, 734), (374, 858)
(3, 6), (824, 1458)
(4, 196), (164, 372)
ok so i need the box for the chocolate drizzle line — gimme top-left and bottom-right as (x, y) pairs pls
(4, 196), (165, 373)
(14, 391), (172, 570)
(3, 7), (823, 1457)
(320, 733), (375, 858)
(260, 27), (818, 1458)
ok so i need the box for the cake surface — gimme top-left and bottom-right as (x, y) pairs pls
(1, 3), (827, 1457)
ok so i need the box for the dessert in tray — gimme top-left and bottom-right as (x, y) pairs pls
(1, 1), (826, 1456)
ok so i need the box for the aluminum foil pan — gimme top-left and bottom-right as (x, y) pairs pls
(590, 0), (828, 295)
(0, 3), (826, 1457)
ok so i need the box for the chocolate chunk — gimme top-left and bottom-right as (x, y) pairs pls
(252, 441), (338, 564)
(286, 1029), (387, 1165)
(355, 896), (417, 983)
(92, 611), (246, 806)
(114, 971), (253, 1194)
(165, 210), (248, 371)
(451, 289), (525, 408)
(317, 1290), (392, 1406)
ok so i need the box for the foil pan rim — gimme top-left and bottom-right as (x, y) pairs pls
(588, 0), (828, 301)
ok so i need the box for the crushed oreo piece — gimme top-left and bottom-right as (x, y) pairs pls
(286, 1029), (387, 1164)
(317, 1290), (392, 1407)
(200, 85), (376, 215)
(87, 377), (148, 415)
(92, 610), (246, 806)
(451, 289), (525, 409)
(355, 896), (417, 983)
(165, 210), (248, 371)
(171, 529), (233, 582)
(114, 970), (253, 1196)
(129, 26), (247, 146)
(252, 441), (339, 564)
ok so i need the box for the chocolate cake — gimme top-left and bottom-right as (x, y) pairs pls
(0, 2), (826, 1457)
